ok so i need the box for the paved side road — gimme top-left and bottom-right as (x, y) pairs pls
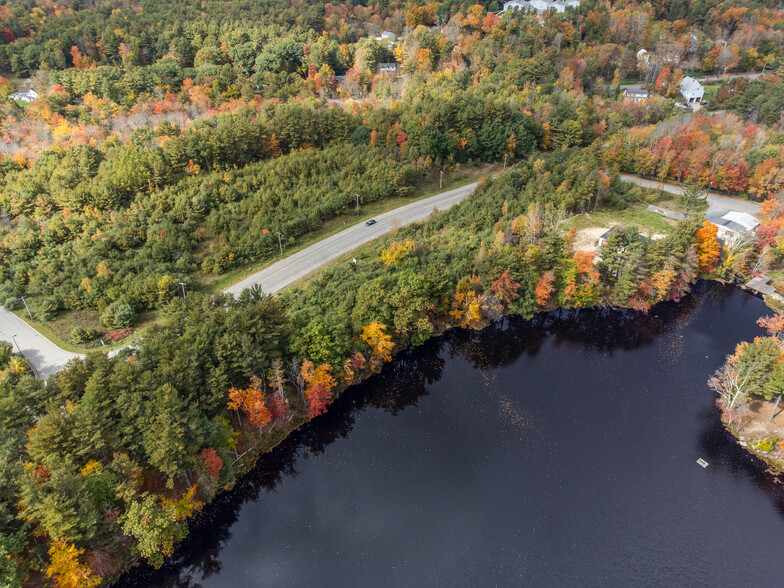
(0, 307), (83, 379)
(619, 72), (763, 90)
(619, 174), (760, 215)
(225, 182), (479, 296)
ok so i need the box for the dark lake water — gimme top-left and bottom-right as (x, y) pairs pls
(118, 282), (784, 587)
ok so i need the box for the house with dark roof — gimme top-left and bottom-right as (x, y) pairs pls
(9, 87), (38, 102)
(624, 88), (649, 101)
(378, 62), (398, 74)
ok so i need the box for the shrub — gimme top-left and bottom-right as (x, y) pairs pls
(35, 298), (58, 322)
(113, 304), (137, 328)
(104, 328), (133, 342)
(0, 343), (11, 368)
(100, 305), (116, 328)
(70, 326), (98, 344)
(756, 437), (778, 453)
(101, 303), (136, 328)
(4, 298), (22, 311)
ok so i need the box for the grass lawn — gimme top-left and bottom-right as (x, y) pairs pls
(566, 204), (677, 236)
(11, 306), (159, 354)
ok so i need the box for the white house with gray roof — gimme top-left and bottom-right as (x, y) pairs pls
(706, 209), (759, 243)
(679, 76), (704, 103)
(9, 87), (38, 102)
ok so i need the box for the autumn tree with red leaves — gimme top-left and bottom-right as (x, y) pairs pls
(491, 269), (521, 307)
(200, 448), (223, 479)
(301, 360), (336, 418)
(343, 352), (367, 384)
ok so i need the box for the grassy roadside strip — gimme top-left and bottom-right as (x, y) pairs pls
(10, 308), (152, 354)
(9, 309), (84, 353)
(197, 163), (501, 295)
(10, 163), (500, 353)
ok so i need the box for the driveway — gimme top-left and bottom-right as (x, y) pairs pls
(0, 307), (83, 379)
(225, 182), (479, 296)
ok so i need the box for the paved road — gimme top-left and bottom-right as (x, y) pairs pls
(225, 182), (479, 296)
(2, 173), (759, 377)
(619, 72), (763, 90)
(619, 174), (760, 215)
(0, 307), (83, 379)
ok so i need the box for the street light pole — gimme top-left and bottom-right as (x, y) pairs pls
(355, 194), (360, 214)
(178, 282), (186, 297)
(20, 297), (33, 321)
(276, 232), (284, 256)
(504, 153), (508, 171)
(440, 170), (444, 189)
(10, 334), (22, 356)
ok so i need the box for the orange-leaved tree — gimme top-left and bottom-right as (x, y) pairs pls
(696, 220), (721, 274)
(758, 315), (784, 341)
(534, 271), (556, 307)
(227, 375), (271, 431)
(450, 275), (489, 330)
(650, 264), (677, 303)
(561, 251), (601, 307)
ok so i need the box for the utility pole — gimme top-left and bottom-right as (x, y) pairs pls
(178, 282), (187, 297)
(504, 153), (508, 171)
(440, 170), (444, 189)
(276, 232), (284, 256)
(355, 194), (360, 214)
(19, 297), (32, 321)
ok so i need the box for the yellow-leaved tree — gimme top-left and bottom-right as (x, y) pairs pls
(381, 239), (416, 265)
(47, 538), (101, 588)
(360, 321), (395, 371)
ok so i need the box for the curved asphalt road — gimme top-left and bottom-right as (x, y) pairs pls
(225, 181), (479, 296)
(0, 307), (83, 379)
